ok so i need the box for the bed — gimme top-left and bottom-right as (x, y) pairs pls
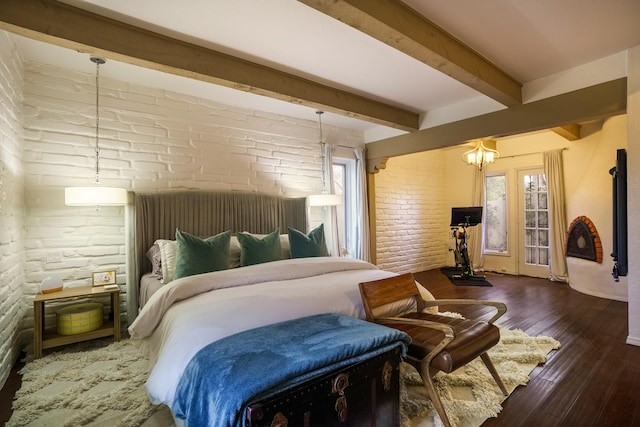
(127, 191), (433, 425)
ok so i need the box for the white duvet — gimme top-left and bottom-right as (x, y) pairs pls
(128, 257), (434, 408)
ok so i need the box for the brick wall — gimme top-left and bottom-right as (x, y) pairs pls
(0, 32), (26, 387)
(374, 151), (450, 273)
(1, 35), (456, 389)
(19, 60), (363, 339)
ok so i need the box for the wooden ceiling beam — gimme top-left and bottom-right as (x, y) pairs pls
(298, 0), (522, 106)
(366, 78), (626, 172)
(552, 124), (582, 141)
(0, 0), (420, 131)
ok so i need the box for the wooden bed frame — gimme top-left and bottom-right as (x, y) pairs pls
(125, 190), (307, 322)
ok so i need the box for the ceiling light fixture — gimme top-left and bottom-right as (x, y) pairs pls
(65, 56), (127, 206)
(308, 110), (341, 207)
(463, 139), (499, 170)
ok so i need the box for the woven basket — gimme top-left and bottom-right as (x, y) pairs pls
(57, 303), (104, 335)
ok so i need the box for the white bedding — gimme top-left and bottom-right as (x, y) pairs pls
(128, 257), (434, 409)
(139, 273), (163, 308)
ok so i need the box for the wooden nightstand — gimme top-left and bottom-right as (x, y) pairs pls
(33, 285), (121, 358)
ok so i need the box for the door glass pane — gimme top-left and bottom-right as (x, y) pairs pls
(525, 229), (535, 246)
(523, 173), (549, 266)
(538, 175), (547, 192)
(538, 193), (548, 210)
(485, 174), (507, 252)
(538, 211), (548, 228)
(525, 193), (534, 209)
(538, 230), (549, 246)
(525, 176), (537, 192)
(539, 248), (549, 265)
(525, 211), (536, 227)
(525, 247), (535, 263)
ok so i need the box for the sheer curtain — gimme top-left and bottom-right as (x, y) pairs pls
(354, 148), (371, 261)
(543, 149), (569, 282)
(470, 167), (486, 270)
(322, 143), (340, 256)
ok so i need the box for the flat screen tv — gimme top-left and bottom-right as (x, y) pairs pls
(450, 206), (483, 227)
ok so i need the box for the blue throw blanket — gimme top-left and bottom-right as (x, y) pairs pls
(171, 313), (410, 427)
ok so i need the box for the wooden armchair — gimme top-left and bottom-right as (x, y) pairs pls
(358, 273), (508, 427)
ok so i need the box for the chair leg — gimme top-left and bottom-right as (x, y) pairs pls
(480, 352), (508, 395)
(420, 370), (453, 427)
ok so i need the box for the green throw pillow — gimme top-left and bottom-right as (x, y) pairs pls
(174, 229), (231, 279)
(236, 229), (281, 266)
(288, 224), (329, 258)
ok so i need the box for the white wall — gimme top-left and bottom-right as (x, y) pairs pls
(626, 45), (640, 346)
(377, 116), (629, 300)
(564, 117), (628, 301)
(0, 31), (26, 388)
(0, 32), (366, 389)
(20, 60), (363, 325)
(374, 151), (450, 273)
(0, 42), (364, 387)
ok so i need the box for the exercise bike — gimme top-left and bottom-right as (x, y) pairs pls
(449, 207), (486, 281)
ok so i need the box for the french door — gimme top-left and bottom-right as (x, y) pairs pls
(517, 169), (550, 278)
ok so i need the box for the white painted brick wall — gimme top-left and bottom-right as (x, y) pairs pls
(0, 31), (26, 388)
(20, 60), (363, 341)
(2, 36), (454, 390)
(374, 151), (450, 273)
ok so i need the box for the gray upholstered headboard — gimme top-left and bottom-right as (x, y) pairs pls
(127, 191), (307, 320)
(125, 191), (307, 324)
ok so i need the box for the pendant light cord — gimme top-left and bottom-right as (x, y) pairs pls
(90, 56), (105, 185)
(316, 110), (327, 193)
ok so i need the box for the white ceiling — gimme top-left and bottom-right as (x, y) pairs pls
(14, 0), (640, 138)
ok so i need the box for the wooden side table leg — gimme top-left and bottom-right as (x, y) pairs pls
(112, 291), (121, 341)
(33, 300), (43, 358)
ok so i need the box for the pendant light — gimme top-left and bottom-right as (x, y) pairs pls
(462, 139), (499, 170)
(307, 110), (342, 207)
(65, 56), (127, 206)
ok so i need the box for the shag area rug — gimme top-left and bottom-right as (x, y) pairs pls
(7, 328), (559, 427)
(7, 339), (174, 427)
(401, 327), (560, 426)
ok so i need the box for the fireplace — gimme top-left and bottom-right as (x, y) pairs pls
(565, 216), (602, 263)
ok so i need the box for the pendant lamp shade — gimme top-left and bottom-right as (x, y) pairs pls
(65, 56), (127, 207)
(307, 194), (342, 207)
(65, 186), (128, 206)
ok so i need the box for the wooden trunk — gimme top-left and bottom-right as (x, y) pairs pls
(244, 347), (402, 427)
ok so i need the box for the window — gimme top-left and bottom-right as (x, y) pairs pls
(484, 173), (508, 253)
(523, 173), (549, 266)
(332, 158), (356, 257)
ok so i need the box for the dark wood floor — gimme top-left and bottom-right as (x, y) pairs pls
(0, 352), (23, 426)
(413, 269), (640, 427)
(1, 269), (638, 426)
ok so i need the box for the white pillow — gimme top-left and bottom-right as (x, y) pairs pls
(418, 283), (438, 314)
(229, 236), (242, 269)
(155, 239), (178, 284)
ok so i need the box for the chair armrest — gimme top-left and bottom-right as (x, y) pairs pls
(421, 299), (507, 324)
(374, 316), (454, 363)
(376, 316), (454, 337)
